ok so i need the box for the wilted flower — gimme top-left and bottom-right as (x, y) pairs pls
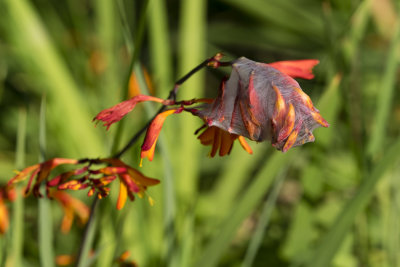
(195, 57), (328, 152)
(93, 56), (328, 162)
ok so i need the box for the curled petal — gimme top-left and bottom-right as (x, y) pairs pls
(282, 121), (302, 152)
(238, 136), (253, 154)
(272, 84), (287, 127)
(141, 109), (180, 162)
(268, 60), (319, 79)
(277, 103), (295, 143)
(93, 95), (166, 130)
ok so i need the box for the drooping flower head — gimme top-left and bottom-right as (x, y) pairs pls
(195, 57), (328, 152)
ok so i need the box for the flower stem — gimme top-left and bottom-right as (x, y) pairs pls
(74, 197), (100, 267)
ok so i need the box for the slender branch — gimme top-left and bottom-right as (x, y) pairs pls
(113, 54), (232, 158)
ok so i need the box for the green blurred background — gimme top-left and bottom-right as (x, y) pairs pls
(1, 0), (400, 266)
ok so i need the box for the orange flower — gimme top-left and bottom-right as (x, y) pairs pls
(9, 158), (79, 197)
(97, 159), (159, 210)
(0, 186), (16, 235)
(140, 108), (183, 164)
(50, 191), (90, 233)
(8, 157), (159, 211)
(0, 196), (9, 234)
(93, 95), (167, 130)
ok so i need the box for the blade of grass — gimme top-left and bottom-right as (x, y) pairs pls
(176, 0), (207, 201)
(148, 0), (173, 95)
(75, 198), (100, 267)
(221, 0), (323, 40)
(38, 95), (54, 267)
(4, 0), (104, 157)
(111, 0), (150, 155)
(5, 108), (27, 267)
(194, 151), (298, 267)
(197, 145), (265, 221)
(367, 18), (400, 157)
(304, 137), (400, 267)
(241, 171), (286, 267)
(313, 73), (342, 147)
(96, 0), (120, 105)
(133, 60), (177, 264)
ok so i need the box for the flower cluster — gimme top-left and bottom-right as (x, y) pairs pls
(94, 56), (328, 163)
(8, 157), (159, 211)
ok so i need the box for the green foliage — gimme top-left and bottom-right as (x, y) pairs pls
(1, 0), (400, 266)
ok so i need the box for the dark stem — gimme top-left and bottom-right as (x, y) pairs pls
(113, 54), (232, 158)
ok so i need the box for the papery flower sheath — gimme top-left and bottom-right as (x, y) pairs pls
(195, 57), (328, 152)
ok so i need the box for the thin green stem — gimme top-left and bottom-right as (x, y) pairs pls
(38, 95), (55, 267)
(74, 197), (100, 267)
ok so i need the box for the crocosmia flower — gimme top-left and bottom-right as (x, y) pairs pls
(50, 190), (89, 233)
(0, 185), (16, 234)
(195, 57), (328, 152)
(9, 157), (159, 210)
(94, 55), (328, 162)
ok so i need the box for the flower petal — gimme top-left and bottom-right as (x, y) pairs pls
(93, 95), (166, 130)
(268, 59), (319, 79)
(282, 121), (302, 152)
(126, 168), (160, 187)
(198, 126), (216, 145)
(116, 180), (128, 210)
(219, 129), (235, 156)
(210, 126), (221, 157)
(141, 109), (178, 161)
